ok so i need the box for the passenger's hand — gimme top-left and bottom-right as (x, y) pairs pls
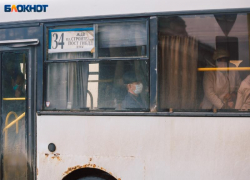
(224, 93), (231, 100)
(227, 101), (234, 109)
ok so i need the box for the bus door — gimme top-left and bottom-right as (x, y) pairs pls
(0, 40), (37, 180)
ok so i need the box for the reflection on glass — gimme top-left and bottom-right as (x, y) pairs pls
(158, 13), (250, 111)
(45, 60), (149, 111)
(98, 21), (147, 57)
(1, 51), (27, 179)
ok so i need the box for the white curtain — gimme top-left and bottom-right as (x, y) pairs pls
(46, 62), (89, 110)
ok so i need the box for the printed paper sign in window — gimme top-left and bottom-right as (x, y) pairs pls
(48, 28), (94, 53)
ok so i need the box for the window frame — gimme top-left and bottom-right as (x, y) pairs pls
(157, 12), (250, 113)
(40, 9), (250, 116)
(0, 46), (36, 180)
(44, 18), (150, 61)
(43, 18), (151, 111)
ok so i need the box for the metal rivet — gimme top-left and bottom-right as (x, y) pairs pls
(48, 143), (56, 152)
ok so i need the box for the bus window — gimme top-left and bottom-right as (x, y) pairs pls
(45, 20), (149, 111)
(1, 51), (27, 180)
(158, 13), (250, 111)
(45, 60), (149, 111)
(98, 21), (148, 57)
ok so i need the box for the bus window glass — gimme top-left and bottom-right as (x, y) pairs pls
(158, 13), (250, 111)
(45, 60), (149, 111)
(1, 51), (27, 179)
(48, 25), (94, 60)
(98, 21), (148, 57)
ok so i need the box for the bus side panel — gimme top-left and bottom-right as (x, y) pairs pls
(37, 116), (250, 180)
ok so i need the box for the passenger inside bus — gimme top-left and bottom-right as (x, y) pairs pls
(3, 60), (16, 97)
(158, 13), (250, 111)
(13, 73), (25, 97)
(235, 74), (250, 110)
(121, 71), (147, 109)
(201, 49), (241, 109)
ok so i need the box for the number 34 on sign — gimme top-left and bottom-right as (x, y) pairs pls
(48, 28), (94, 53)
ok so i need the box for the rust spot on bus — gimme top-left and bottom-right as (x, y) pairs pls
(63, 163), (121, 180)
(64, 165), (83, 175)
(100, 167), (106, 171)
(49, 153), (61, 160)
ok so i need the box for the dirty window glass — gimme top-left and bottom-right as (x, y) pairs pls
(45, 60), (149, 111)
(98, 21), (148, 57)
(158, 13), (250, 112)
(1, 51), (27, 179)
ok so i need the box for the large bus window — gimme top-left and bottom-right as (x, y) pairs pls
(158, 13), (250, 111)
(45, 60), (149, 111)
(48, 25), (94, 60)
(98, 21), (148, 57)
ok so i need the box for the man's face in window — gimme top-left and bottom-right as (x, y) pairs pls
(127, 82), (143, 96)
(216, 57), (229, 67)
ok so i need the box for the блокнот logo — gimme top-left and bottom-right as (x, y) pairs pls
(4, 5), (48, 12)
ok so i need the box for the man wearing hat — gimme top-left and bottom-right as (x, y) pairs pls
(201, 49), (241, 109)
(122, 71), (147, 109)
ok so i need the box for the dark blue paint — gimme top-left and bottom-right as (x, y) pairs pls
(48, 27), (93, 32)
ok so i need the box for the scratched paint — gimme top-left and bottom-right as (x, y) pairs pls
(37, 116), (250, 180)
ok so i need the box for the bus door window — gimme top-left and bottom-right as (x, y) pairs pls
(1, 51), (27, 180)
